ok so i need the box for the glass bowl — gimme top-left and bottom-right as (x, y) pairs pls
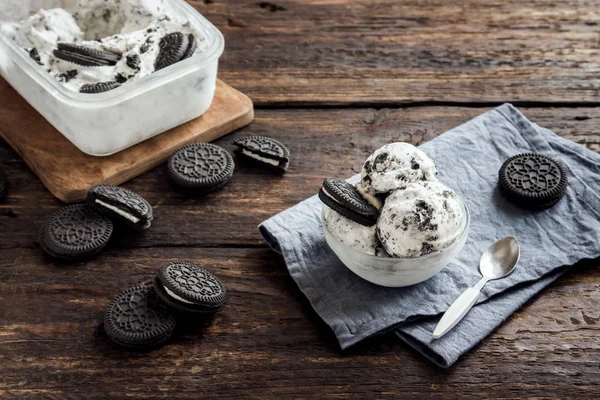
(321, 199), (470, 287)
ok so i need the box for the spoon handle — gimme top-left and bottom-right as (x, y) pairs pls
(432, 287), (481, 339)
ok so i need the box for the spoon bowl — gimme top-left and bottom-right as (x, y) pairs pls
(479, 236), (520, 280)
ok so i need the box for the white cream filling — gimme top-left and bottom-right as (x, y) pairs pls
(242, 149), (280, 166)
(95, 199), (140, 223)
(355, 182), (383, 210)
(164, 286), (194, 304)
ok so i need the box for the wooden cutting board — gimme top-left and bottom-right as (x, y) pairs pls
(0, 78), (254, 203)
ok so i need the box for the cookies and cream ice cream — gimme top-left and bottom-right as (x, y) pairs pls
(377, 181), (465, 257)
(324, 207), (381, 256)
(357, 143), (438, 209)
(322, 142), (465, 259)
(0, 0), (208, 93)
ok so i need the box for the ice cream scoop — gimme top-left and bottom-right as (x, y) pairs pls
(323, 207), (381, 256)
(377, 181), (465, 258)
(357, 142), (438, 208)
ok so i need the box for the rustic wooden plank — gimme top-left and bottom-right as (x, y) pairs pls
(0, 106), (599, 249)
(0, 247), (599, 399)
(183, 0), (600, 105)
(0, 78), (254, 203)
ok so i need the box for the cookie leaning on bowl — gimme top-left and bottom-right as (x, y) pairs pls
(318, 178), (379, 227)
(155, 32), (197, 71)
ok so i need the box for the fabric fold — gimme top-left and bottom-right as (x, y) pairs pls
(258, 104), (600, 367)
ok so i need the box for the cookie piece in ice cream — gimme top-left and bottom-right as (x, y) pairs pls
(80, 81), (121, 93)
(377, 181), (465, 258)
(53, 43), (122, 67)
(358, 143), (438, 206)
(167, 143), (235, 192)
(181, 34), (197, 60)
(154, 261), (227, 313)
(323, 207), (381, 256)
(155, 32), (189, 71)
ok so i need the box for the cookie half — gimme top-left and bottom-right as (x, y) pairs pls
(87, 185), (153, 231)
(181, 34), (197, 60)
(233, 136), (290, 174)
(499, 153), (567, 209)
(318, 178), (378, 227)
(167, 143), (235, 192)
(53, 43), (121, 67)
(104, 284), (176, 349)
(39, 204), (113, 261)
(154, 261), (226, 313)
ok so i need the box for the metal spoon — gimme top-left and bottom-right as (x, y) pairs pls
(432, 237), (520, 340)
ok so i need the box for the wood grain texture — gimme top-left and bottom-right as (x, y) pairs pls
(0, 106), (598, 249)
(0, 79), (253, 203)
(1, 106), (599, 399)
(186, 0), (600, 106)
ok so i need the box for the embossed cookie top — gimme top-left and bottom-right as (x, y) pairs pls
(157, 261), (226, 308)
(104, 285), (176, 347)
(155, 32), (189, 71)
(234, 136), (290, 161)
(42, 204), (113, 255)
(499, 153), (567, 208)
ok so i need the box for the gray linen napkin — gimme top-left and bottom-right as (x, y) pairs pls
(258, 104), (600, 368)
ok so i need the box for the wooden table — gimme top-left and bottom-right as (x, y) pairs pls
(1, 1), (599, 398)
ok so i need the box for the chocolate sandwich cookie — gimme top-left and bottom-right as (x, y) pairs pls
(39, 204), (113, 261)
(53, 43), (121, 67)
(104, 284), (176, 349)
(0, 168), (6, 200)
(154, 261), (226, 313)
(233, 136), (290, 174)
(499, 153), (568, 209)
(155, 32), (189, 71)
(318, 178), (378, 227)
(80, 81), (121, 94)
(87, 185), (153, 231)
(167, 143), (234, 192)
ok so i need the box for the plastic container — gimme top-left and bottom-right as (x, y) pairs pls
(0, 0), (224, 156)
(322, 200), (470, 287)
